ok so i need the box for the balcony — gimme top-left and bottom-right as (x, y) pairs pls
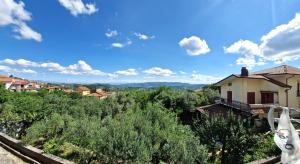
(216, 98), (251, 113)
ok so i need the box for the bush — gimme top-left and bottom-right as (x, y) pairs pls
(90, 103), (208, 163)
(243, 133), (281, 163)
(194, 113), (256, 164)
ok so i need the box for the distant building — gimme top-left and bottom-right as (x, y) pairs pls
(10, 80), (30, 92)
(76, 86), (91, 95)
(87, 88), (107, 99)
(0, 75), (14, 90)
(26, 82), (42, 92)
(0, 75), (32, 92)
(47, 86), (62, 92)
(62, 88), (74, 93)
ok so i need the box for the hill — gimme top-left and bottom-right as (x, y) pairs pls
(108, 82), (206, 89)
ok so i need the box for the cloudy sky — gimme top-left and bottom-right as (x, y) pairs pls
(0, 0), (300, 84)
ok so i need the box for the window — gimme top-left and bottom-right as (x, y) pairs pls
(261, 92), (274, 104)
(247, 92), (255, 104)
(297, 82), (300, 96)
(228, 83), (232, 86)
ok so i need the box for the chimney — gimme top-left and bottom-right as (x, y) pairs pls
(241, 67), (249, 76)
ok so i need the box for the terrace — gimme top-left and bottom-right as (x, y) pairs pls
(216, 98), (252, 114)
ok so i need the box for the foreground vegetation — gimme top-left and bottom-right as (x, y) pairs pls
(0, 85), (279, 163)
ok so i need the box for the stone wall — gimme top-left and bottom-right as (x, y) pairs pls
(0, 132), (73, 164)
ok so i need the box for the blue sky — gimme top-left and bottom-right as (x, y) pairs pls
(1, 0), (300, 84)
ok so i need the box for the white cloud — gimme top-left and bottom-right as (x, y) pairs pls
(20, 69), (37, 74)
(111, 43), (124, 48)
(0, 59), (224, 84)
(224, 40), (261, 56)
(191, 73), (222, 84)
(179, 71), (186, 75)
(111, 40), (132, 48)
(235, 55), (265, 70)
(13, 23), (42, 41)
(115, 68), (138, 76)
(225, 13), (300, 67)
(105, 29), (118, 38)
(0, 59), (105, 76)
(0, 58), (38, 67)
(106, 68), (138, 79)
(106, 73), (118, 79)
(0, 65), (36, 74)
(0, 65), (12, 72)
(179, 36), (210, 56)
(127, 39), (132, 45)
(224, 40), (265, 69)
(134, 32), (155, 40)
(63, 60), (105, 76)
(260, 13), (300, 63)
(40, 62), (65, 72)
(40, 60), (105, 76)
(143, 67), (175, 77)
(58, 0), (98, 16)
(0, 0), (42, 42)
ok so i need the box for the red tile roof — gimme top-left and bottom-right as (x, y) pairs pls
(253, 65), (300, 75)
(12, 80), (29, 85)
(215, 74), (291, 88)
(47, 86), (62, 89)
(215, 65), (300, 88)
(77, 86), (90, 92)
(88, 92), (107, 98)
(0, 76), (14, 82)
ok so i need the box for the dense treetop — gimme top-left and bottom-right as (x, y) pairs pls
(0, 85), (279, 163)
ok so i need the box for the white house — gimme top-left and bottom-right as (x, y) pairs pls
(215, 65), (300, 116)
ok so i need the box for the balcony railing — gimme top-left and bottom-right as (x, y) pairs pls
(217, 98), (251, 113)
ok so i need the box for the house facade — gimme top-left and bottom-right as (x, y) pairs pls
(215, 65), (300, 110)
(0, 76), (14, 89)
(76, 86), (91, 95)
(0, 76), (32, 92)
(0, 75), (46, 92)
(9, 80), (30, 92)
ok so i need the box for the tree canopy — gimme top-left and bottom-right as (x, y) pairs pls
(0, 86), (280, 163)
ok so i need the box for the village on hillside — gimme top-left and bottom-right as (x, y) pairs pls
(0, 75), (109, 99)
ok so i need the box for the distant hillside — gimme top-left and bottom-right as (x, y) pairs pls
(100, 82), (206, 90)
(43, 82), (207, 90)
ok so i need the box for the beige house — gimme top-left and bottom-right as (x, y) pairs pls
(47, 86), (63, 92)
(76, 86), (91, 96)
(215, 65), (300, 111)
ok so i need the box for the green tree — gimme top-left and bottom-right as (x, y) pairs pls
(243, 133), (280, 163)
(194, 114), (256, 164)
(90, 103), (208, 163)
(25, 103), (209, 163)
(0, 84), (10, 104)
(202, 88), (219, 104)
(0, 93), (44, 137)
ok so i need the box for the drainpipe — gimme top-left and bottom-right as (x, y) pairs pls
(285, 75), (294, 107)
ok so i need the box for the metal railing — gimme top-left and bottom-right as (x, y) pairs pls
(217, 98), (251, 113)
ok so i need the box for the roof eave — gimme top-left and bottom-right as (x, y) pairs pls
(214, 74), (237, 86)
